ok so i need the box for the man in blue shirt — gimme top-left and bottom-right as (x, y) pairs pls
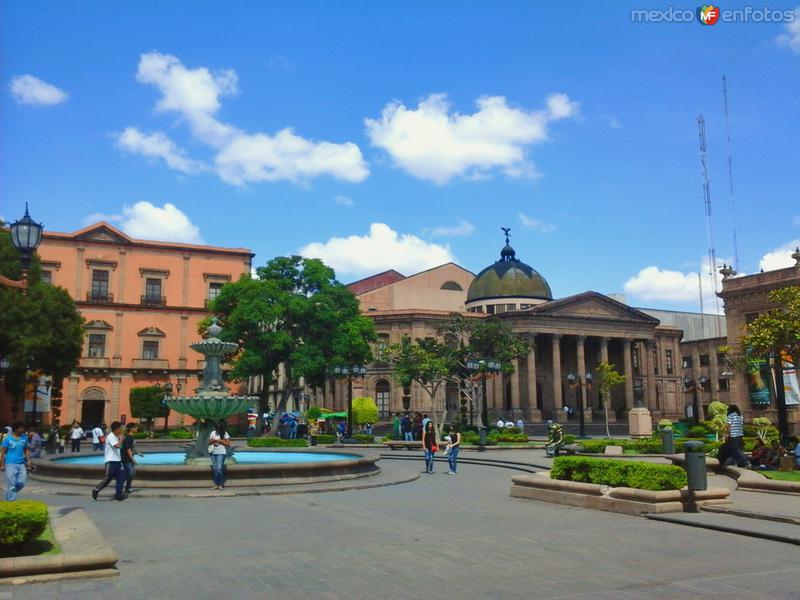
(1, 422), (32, 501)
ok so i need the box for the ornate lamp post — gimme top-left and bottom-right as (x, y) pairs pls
(1, 204), (44, 291)
(566, 372), (592, 439)
(682, 377), (701, 426)
(333, 365), (366, 439)
(466, 359), (501, 430)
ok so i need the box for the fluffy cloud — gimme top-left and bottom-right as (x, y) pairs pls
(334, 195), (354, 207)
(759, 240), (800, 271)
(427, 219), (475, 237)
(116, 127), (204, 174)
(364, 92), (578, 184)
(10, 75), (68, 106)
(121, 52), (368, 184)
(299, 223), (455, 277)
(623, 258), (725, 313)
(776, 8), (800, 53)
(518, 213), (556, 233)
(84, 201), (203, 244)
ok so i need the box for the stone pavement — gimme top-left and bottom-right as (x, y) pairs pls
(5, 452), (800, 600)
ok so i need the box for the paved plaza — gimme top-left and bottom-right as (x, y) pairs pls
(5, 452), (800, 600)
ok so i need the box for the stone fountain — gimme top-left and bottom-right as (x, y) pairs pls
(165, 318), (258, 462)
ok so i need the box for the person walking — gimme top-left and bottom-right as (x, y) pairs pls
(69, 420), (84, 452)
(91, 423), (105, 451)
(402, 414), (413, 442)
(91, 421), (127, 501)
(121, 423), (142, 494)
(725, 405), (750, 468)
(26, 427), (43, 459)
(421, 421), (438, 474)
(209, 421), (231, 490)
(447, 426), (461, 475)
(1, 422), (32, 501)
(393, 413), (401, 440)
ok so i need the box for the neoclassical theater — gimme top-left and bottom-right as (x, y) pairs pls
(332, 234), (688, 424)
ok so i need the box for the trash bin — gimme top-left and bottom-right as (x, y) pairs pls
(683, 441), (707, 491)
(661, 428), (675, 454)
(478, 427), (487, 452)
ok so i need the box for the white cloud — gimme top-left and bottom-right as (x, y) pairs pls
(776, 8), (800, 53)
(10, 75), (68, 106)
(518, 213), (556, 233)
(602, 115), (622, 129)
(84, 202), (202, 244)
(116, 127), (204, 174)
(427, 219), (475, 238)
(299, 223), (455, 277)
(334, 195), (354, 207)
(127, 52), (368, 184)
(364, 92), (578, 184)
(623, 258), (725, 313)
(759, 240), (800, 271)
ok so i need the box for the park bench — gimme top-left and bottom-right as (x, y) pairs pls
(384, 441), (423, 451)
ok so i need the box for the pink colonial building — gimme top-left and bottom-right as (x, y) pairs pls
(37, 222), (252, 427)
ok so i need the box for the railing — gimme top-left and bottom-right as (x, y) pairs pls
(86, 292), (113, 303)
(80, 357), (110, 369)
(132, 358), (170, 372)
(141, 295), (167, 306)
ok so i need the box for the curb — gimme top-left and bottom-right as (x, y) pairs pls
(0, 506), (118, 584)
(644, 512), (800, 546)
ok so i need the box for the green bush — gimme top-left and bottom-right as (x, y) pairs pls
(551, 457), (687, 491)
(687, 426), (708, 439)
(315, 434), (336, 444)
(577, 438), (668, 455)
(0, 500), (48, 546)
(247, 437), (308, 448)
(353, 434), (375, 443)
(168, 429), (193, 440)
(462, 431), (479, 444)
(563, 434), (576, 445)
(131, 432), (150, 439)
(496, 433), (529, 443)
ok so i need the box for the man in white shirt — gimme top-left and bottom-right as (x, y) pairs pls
(91, 421), (127, 501)
(91, 424), (105, 451)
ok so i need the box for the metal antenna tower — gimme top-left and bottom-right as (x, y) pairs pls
(722, 76), (740, 271)
(697, 115), (722, 334)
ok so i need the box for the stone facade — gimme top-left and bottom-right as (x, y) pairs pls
(32, 222), (252, 427)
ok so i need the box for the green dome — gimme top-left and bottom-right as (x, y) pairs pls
(466, 244), (552, 304)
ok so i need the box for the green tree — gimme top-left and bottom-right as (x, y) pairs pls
(209, 256), (375, 428)
(595, 362), (625, 438)
(129, 386), (168, 433)
(740, 286), (800, 366)
(706, 400), (728, 442)
(0, 225), (84, 419)
(352, 396), (378, 427)
(436, 313), (531, 427)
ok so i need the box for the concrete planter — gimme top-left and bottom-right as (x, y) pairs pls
(510, 472), (730, 515)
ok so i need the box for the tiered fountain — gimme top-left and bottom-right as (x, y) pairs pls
(164, 318), (258, 462)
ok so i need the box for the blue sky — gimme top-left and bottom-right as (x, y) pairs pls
(2, 1), (799, 312)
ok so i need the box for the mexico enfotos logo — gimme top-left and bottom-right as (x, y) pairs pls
(632, 5), (796, 24)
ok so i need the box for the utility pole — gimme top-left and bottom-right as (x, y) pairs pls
(722, 76), (741, 272)
(697, 115), (722, 335)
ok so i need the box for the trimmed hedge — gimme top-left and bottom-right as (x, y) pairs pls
(315, 434), (336, 444)
(0, 500), (48, 546)
(247, 437), (308, 448)
(551, 456), (687, 491)
(353, 434), (375, 443)
(577, 438), (671, 455)
(168, 429), (193, 440)
(496, 433), (529, 443)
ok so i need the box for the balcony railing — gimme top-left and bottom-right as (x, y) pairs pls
(86, 292), (113, 304)
(132, 358), (170, 372)
(141, 295), (167, 306)
(80, 357), (110, 370)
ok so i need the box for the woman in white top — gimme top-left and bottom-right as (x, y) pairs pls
(70, 421), (85, 453)
(208, 421), (231, 490)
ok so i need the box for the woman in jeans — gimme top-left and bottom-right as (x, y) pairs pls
(447, 426), (461, 475)
(725, 405), (750, 468)
(208, 421), (231, 489)
(421, 421), (437, 474)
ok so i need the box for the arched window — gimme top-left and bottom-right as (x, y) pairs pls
(375, 380), (391, 418)
(440, 281), (463, 291)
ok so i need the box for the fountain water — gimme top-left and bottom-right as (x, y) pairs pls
(165, 318), (258, 462)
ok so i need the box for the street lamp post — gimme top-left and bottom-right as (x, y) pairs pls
(2, 204), (44, 292)
(566, 372), (592, 439)
(333, 365), (366, 439)
(682, 377), (701, 426)
(466, 359), (501, 430)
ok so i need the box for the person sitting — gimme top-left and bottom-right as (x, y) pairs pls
(765, 439), (788, 470)
(789, 436), (800, 468)
(749, 438), (769, 468)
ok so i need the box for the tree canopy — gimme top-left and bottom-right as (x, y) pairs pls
(209, 256), (375, 416)
(352, 396), (378, 426)
(0, 225), (84, 409)
(129, 386), (168, 429)
(740, 285), (800, 366)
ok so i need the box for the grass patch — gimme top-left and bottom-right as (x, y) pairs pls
(0, 520), (61, 558)
(759, 470), (800, 482)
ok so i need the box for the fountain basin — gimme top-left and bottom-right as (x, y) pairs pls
(31, 449), (380, 488)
